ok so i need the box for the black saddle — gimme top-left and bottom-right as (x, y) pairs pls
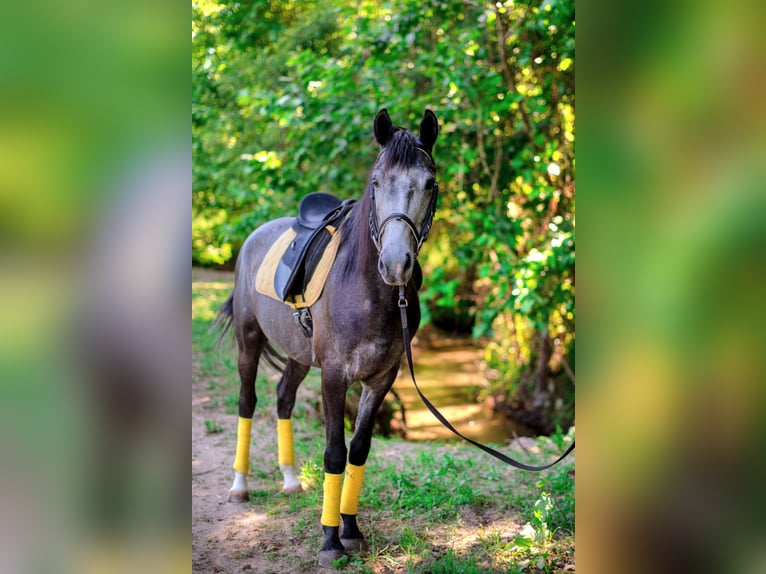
(274, 192), (355, 302)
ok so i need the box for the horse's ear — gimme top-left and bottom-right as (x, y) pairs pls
(419, 109), (439, 152)
(374, 108), (394, 147)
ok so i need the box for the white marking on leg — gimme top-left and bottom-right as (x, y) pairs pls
(228, 470), (249, 502)
(280, 464), (303, 493)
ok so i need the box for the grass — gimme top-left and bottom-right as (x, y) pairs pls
(193, 269), (575, 572)
(204, 419), (223, 433)
(415, 549), (485, 574)
(361, 449), (487, 520)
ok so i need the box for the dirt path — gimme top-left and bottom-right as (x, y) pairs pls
(191, 268), (573, 573)
(191, 267), (315, 573)
(192, 364), (322, 573)
(191, 373), (539, 574)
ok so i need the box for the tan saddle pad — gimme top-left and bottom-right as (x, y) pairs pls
(254, 224), (342, 309)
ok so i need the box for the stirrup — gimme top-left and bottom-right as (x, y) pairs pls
(293, 308), (313, 338)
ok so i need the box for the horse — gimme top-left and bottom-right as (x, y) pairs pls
(215, 108), (439, 567)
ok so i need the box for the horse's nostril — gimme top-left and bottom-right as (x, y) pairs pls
(403, 253), (412, 273)
(377, 250), (412, 285)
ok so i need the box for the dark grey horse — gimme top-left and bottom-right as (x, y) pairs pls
(216, 108), (439, 566)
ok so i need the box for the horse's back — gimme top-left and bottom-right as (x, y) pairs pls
(233, 216), (314, 365)
(236, 217), (293, 276)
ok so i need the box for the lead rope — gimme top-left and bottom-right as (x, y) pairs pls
(397, 285), (575, 471)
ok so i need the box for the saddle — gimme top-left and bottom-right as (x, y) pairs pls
(274, 192), (355, 302)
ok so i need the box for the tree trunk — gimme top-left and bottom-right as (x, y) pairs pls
(533, 329), (552, 409)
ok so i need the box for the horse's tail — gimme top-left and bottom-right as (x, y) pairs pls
(213, 292), (288, 374)
(260, 341), (288, 374)
(213, 293), (235, 350)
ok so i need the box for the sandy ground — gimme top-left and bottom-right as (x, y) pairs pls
(191, 269), (572, 573)
(191, 373), (519, 573)
(192, 267), (351, 573)
(192, 374), (323, 573)
(191, 374), (544, 574)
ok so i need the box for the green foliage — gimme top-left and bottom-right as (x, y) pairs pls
(514, 428), (575, 535)
(332, 554), (349, 568)
(398, 525), (427, 555)
(414, 548), (484, 574)
(204, 419), (223, 433)
(510, 492), (567, 573)
(192, 276), (575, 572)
(193, 0), (574, 428)
(223, 390), (239, 414)
(362, 449), (487, 520)
(536, 470), (575, 535)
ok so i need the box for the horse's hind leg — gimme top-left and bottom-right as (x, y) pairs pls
(276, 359), (310, 493)
(227, 329), (264, 503)
(340, 367), (399, 552)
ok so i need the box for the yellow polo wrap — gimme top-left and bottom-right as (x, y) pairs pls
(277, 419), (295, 466)
(233, 417), (252, 474)
(320, 472), (343, 527)
(340, 463), (366, 516)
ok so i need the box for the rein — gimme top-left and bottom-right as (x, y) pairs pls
(397, 286), (575, 471)
(368, 144), (574, 469)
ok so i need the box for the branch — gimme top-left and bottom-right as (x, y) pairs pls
(490, 133), (503, 213)
(561, 354), (576, 387)
(475, 106), (493, 180)
(535, 330), (552, 396)
(494, 5), (533, 138)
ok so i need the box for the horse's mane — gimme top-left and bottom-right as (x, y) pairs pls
(340, 130), (433, 280)
(338, 190), (374, 280)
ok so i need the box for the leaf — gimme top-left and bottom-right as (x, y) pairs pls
(192, 0), (575, 430)
(512, 535), (534, 549)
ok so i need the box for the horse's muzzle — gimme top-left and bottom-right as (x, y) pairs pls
(377, 249), (413, 286)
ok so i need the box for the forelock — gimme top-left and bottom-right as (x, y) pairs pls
(377, 130), (434, 172)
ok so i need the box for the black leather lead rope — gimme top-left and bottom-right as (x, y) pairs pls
(397, 286), (575, 471)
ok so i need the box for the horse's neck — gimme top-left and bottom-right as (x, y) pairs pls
(340, 223), (396, 309)
(348, 250), (388, 301)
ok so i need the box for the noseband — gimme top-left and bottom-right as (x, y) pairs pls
(368, 148), (438, 255)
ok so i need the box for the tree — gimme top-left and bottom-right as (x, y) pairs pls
(192, 0), (575, 432)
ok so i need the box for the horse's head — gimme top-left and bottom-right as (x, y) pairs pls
(369, 108), (439, 286)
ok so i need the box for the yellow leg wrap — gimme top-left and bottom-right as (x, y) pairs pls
(232, 417), (252, 474)
(320, 472), (343, 527)
(340, 463), (366, 516)
(277, 419), (295, 466)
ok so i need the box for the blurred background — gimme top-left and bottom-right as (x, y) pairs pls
(0, 1), (188, 573)
(578, 0), (766, 572)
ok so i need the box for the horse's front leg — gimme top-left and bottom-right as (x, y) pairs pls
(340, 367), (399, 552)
(318, 367), (349, 568)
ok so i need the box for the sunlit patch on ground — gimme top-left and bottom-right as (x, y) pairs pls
(191, 276), (233, 322)
(192, 270), (574, 572)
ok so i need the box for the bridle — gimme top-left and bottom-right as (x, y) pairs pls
(367, 147), (575, 471)
(368, 147), (438, 255)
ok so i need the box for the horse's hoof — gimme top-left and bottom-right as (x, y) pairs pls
(227, 489), (249, 503)
(282, 483), (304, 495)
(318, 549), (345, 568)
(340, 537), (367, 552)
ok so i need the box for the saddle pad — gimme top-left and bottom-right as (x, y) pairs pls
(255, 224), (342, 309)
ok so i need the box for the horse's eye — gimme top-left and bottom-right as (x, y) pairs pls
(371, 178), (379, 188)
(425, 178), (436, 191)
